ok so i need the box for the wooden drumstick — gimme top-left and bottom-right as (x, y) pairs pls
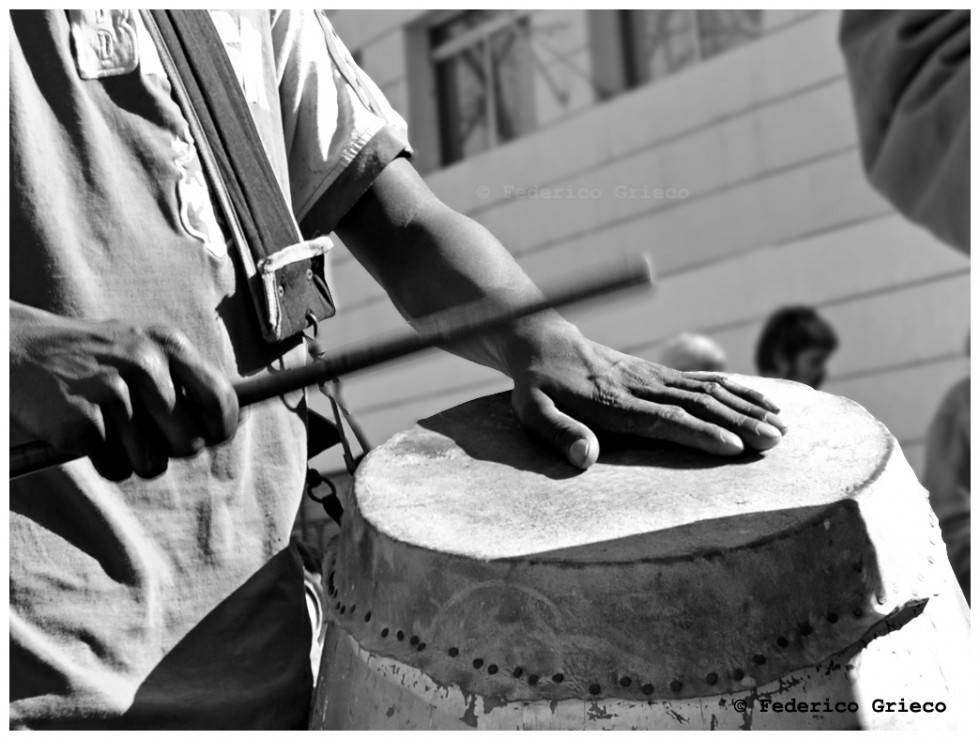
(9, 255), (654, 480)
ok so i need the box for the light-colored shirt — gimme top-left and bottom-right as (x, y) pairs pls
(840, 10), (970, 253)
(8, 9), (409, 728)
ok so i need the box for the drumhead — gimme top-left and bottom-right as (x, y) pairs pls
(359, 377), (889, 561)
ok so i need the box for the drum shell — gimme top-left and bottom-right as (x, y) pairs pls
(310, 557), (970, 730)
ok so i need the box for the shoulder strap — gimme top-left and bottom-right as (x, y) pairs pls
(147, 10), (335, 341)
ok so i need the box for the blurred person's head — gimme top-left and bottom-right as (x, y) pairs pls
(659, 333), (727, 372)
(755, 306), (838, 389)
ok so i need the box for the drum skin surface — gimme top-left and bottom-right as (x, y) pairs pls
(312, 376), (970, 730)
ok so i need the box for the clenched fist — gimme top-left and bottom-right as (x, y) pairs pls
(10, 303), (239, 481)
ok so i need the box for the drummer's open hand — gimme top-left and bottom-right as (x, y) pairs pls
(333, 158), (785, 469)
(507, 322), (787, 469)
(10, 303), (239, 481)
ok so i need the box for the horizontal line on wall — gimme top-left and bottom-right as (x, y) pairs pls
(332, 144), (869, 315)
(421, 10), (834, 198)
(331, 174), (885, 318)
(826, 352), (967, 385)
(651, 209), (893, 281)
(460, 77), (849, 222)
(507, 142), (860, 261)
(622, 267), (970, 355)
(333, 13), (839, 269)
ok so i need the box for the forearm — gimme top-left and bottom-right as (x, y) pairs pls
(335, 159), (578, 376)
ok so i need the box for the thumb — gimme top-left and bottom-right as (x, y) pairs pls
(512, 386), (600, 470)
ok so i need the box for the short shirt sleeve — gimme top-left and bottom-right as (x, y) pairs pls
(271, 10), (413, 236)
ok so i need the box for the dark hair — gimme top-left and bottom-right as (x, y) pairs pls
(755, 306), (838, 373)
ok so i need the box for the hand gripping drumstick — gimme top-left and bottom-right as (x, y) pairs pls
(9, 255), (654, 480)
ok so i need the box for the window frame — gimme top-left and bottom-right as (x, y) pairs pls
(429, 9), (536, 165)
(621, 9), (764, 89)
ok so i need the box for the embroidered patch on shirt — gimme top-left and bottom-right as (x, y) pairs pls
(68, 9), (139, 80)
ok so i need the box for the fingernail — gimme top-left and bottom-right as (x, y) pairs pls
(765, 413), (788, 433)
(763, 397), (781, 413)
(569, 439), (591, 469)
(755, 422), (781, 439)
(721, 430), (744, 451)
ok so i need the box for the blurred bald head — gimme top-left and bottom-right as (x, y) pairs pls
(659, 333), (727, 372)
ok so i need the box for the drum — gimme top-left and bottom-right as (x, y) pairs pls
(309, 377), (970, 730)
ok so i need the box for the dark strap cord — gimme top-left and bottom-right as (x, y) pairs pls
(149, 10), (300, 261)
(148, 10), (335, 338)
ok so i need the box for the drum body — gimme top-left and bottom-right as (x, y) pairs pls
(310, 378), (971, 731)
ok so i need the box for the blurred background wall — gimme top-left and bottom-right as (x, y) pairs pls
(296, 9), (970, 547)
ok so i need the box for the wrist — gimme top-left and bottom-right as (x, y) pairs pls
(495, 311), (586, 379)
